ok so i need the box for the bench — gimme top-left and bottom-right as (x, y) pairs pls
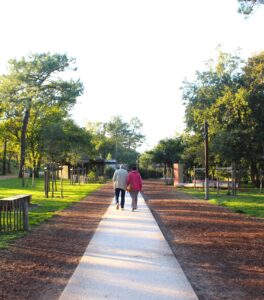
(0, 194), (32, 232)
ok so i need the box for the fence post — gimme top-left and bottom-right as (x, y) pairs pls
(260, 169), (263, 193)
(23, 198), (29, 231)
(204, 121), (209, 200)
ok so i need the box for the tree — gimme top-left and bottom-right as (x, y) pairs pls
(39, 118), (92, 166)
(238, 0), (264, 15)
(104, 115), (127, 160)
(0, 53), (83, 177)
(182, 50), (264, 184)
(150, 137), (184, 180)
(181, 50), (247, 166)
(87, 116), (145, 163)
(124, 117), (145, 150)
(181, 133), (204, 167)
(182, 50), (243, 134)
(240, 52), (264, 181)
(0, 112), (21, 175)
(86, 121), (115, 160)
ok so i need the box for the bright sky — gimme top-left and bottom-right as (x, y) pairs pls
(0, 0), (264, 151)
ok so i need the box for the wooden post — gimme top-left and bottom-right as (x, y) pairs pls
(19, 199), (22, 229)
(78, 167), (81, 185)
(2, 139), (7, 175)
(70, 168), (73, 185)
(44, 167), (49, 198)
(22, 198), (29, 231)
(61, 168), (64, 198)
(194, 167), (196, 190)
(260, 169), (263, 193)
(204, 121), (209, 200)
(0, 202), (2, 232)
(51, 164), (55, 198)
(21, 165), (25, 187)
(231, 163), (236, 196)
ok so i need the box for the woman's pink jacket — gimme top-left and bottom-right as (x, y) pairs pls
(126, 170), (142, 191)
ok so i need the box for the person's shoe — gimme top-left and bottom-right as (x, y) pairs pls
(121, 207), (124, 210)
(116, 203), (119, 209)
(131, 208), (135, 212)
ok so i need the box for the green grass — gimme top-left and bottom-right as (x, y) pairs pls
(178, 187), (264, 218)
(0, 177), (102, 248)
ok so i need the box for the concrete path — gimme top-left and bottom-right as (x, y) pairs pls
(59, 192), (198, 300)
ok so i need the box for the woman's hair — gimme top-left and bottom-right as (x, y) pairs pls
(132, 166), (137, 170)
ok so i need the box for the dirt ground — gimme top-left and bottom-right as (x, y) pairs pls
(143, 180), (264, 300)
(0, 180), (264, 300)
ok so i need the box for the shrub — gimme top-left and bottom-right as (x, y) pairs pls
(105, 167), (115, 179)
(87, 170), (97, 183)
(98, 176), (107, 184)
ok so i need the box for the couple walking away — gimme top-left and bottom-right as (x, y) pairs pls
(112, 165), (142, 211)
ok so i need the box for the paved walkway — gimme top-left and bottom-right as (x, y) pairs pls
(59, 192), (198, 300)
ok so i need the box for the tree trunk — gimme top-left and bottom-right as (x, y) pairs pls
(7, 159), (11, 174)
(36, 158), (42, 178)
(250, 161), (258, 187)
(2, 139), (7, 175)
(164, 163), (167, 184)
(115, 140), (118, 161)
(19, 108), (31, 178)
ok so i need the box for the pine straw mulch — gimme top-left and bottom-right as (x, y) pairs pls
(142, 180), (264, 300)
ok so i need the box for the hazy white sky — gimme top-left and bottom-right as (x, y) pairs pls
(0, 0), (264, 151)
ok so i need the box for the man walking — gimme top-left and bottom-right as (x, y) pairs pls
(112, 164), (128, 210)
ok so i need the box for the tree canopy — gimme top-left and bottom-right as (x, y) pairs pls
(0, 53), (83, 176)
(86, 115), (145, 167)
(180, 49), (264, 183)
(238, 0), (264, 15)
(0, 53), (146, 178)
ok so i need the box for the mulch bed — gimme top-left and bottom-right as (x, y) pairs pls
(0, 180), (264, 300)
(143, 180), (264, 300)
(0, 184), (113, 300)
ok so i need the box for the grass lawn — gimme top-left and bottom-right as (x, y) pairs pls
(0, 177), (103, 248)
(178, 187), (264, 219)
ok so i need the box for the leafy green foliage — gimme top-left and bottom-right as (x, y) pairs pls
(86, 115), (145, 166)
(87, 170), (97, 182)
(151, 137), (184, 168)
(142, 136), (185, 180)
(182, 51), (243, 134)
(104, 115), (145, 154)
(0, 53), (83, 176)
(238, 0), (264, 15)
(181, 50), (264, 183)
(138, 151), (163, 178)
(181, 133), (204, 167)
(39, 118), (92, 164)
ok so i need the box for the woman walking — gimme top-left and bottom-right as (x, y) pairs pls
(126, 166), (142, 211)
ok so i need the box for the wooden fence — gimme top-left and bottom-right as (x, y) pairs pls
(0, 194), (31, 233)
